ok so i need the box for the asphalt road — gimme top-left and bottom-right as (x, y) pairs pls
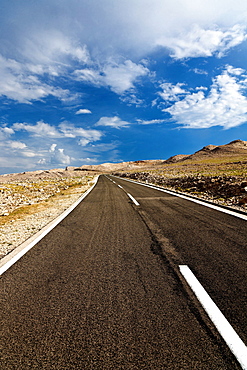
(1, 174), (246, 369)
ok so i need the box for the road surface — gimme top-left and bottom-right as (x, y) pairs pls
(1, 174), (246, 369)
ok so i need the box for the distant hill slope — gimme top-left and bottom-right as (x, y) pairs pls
(75, 139), (247, 171)
(1, 140), (246, 180)
(73, 160), (164, 173)
(164, 139), (247, 164)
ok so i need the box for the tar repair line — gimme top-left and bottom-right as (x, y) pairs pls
(0, 176), (99, 276)
(112, 176), (247, 221)
(179, 265), (247, 370)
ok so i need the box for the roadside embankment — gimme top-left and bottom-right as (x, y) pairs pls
(113, 172), (247, 211)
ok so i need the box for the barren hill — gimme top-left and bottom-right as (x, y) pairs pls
(73, 159), (164, 173)
(0, 139), (246, 181)
(165, 139), (247, 163)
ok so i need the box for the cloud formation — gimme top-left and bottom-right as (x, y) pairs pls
(13, 120), (102, 142)
(0, 0), (246, 104)
(159, 83), (188, 102)
(136, 119), (165, 125)
(76, 109), (92, 114)
(2, 0), (246, 59)
(50, 144), (71, 165)
(102, 61), (149, 94)
(157, 25), (247, 59)
(163, 66), (247, 129)
(1, 0), (247, 172)
(96, 116), (131, 128)
(74, 60), (149, 95)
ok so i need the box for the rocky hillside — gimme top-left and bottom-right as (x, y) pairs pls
(112, 140), (247, 211)
(165, 139), (247, 163)
(115, 172), (247, 209)
(69, 159), (164, 173)
(70, 139), (247, 171)
(1, 139), (246, 215)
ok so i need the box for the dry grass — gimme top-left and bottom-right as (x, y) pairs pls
(0, 175), (94, 226)
(147, 155), (247, 178)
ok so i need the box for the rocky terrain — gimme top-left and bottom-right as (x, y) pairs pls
(114, 172), (247, 210)
(0, 169), (96, 259)
(112, 140), (247, 211)
(0, 139), (246, 260)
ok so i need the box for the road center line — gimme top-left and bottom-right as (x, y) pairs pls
(179, 265), (247, 370)
(113, 176), (247, 221)
(118, 185), (123, 189)
(127, 193), (140, 206)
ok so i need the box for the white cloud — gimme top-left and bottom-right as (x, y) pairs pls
(193, 68), (208, 75)
(76, 108), (92, 114)
(6, 121), (103, 169)
(73, 68), (101, 84)
(50, 144), (57, 152)
(12, 120), (102, 143)
(157, 24), (247, 59)
(195, 86), (208, 91)
(163, 65), (247, 129)
(22, 151), (37, 158)
(74, 60), (149, 95)
(159, 82), (188, 102)
(58, 122), (102, 141)
(95, 116), (130, 128)
(95, 116), (165, 128)
(51, 147), (71, 165)
(137, 119), (165, 125)
(21, 30), (90, 66)
(0, 55), (70, 104)
(9, 141), (27, 149)
(1, 0), (247, 69)
(3, 127), (15, 135)
(120, 93), (145, 107)
(226, 65), (245, 75)
(102, 60), (149, 94)
(0, 1), (246, 107)
(84, 142), (119, 153)
(78, 138), (90, 146)
(13, 121), (60, 137)
(0, 126), (15, 139)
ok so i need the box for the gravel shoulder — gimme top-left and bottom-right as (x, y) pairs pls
(0, 175), (95, 259)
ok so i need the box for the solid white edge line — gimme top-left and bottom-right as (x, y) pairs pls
(127, 193), (140, 206)
(0, 176), (100, 276)
(179, 265), (247, 370)
(113, 176), (247, 221)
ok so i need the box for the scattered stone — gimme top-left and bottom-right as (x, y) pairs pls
(114, 172), (247, 212)
(0, 175), (95, 259)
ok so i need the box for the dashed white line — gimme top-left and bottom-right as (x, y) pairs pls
(179, 265), (247, 370)
(118, 185), (123, 189)
(127, 193), (140, 206)
(113, 176), (247, 221)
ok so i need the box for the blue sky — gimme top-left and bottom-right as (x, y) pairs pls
(1, 0), (247, 174)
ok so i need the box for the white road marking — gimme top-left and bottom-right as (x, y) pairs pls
(0, 176), (100, 276)
(118, 185), (123, 189)
(127, 193), (140, 206)
(113, 176), (247, 221)
(179, 265), (247, 370)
